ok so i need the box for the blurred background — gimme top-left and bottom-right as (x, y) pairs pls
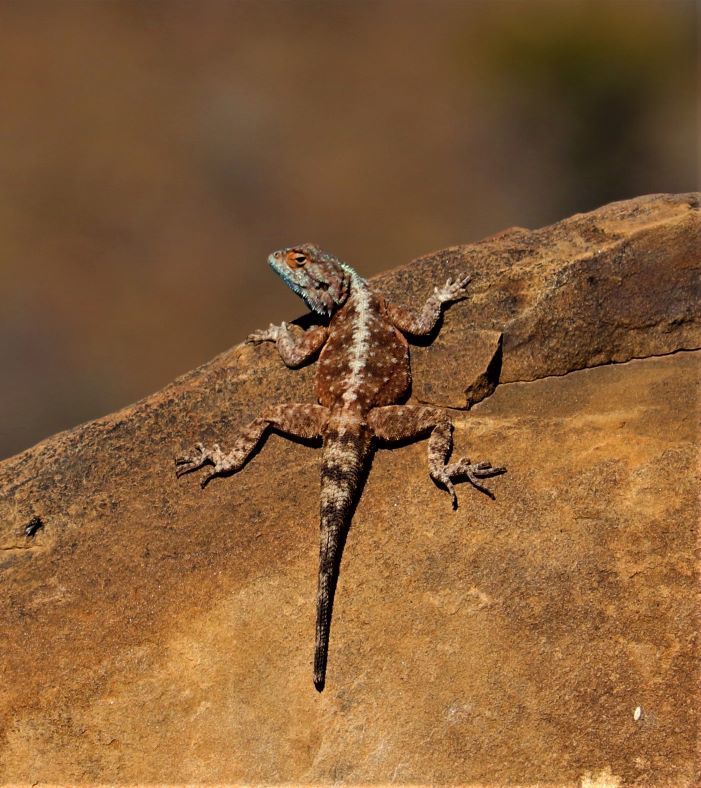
(0, 0), (697, 459)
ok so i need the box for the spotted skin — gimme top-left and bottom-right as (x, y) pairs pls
(176, 243), (505, 691)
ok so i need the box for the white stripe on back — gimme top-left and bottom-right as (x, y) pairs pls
(342, 272), (372, 404)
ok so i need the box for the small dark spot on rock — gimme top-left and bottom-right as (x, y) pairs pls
(24, 515), (44, 538)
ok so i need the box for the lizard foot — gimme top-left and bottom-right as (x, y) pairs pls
(175, 442), (229, 488)
(434, 273), (471, 304)
(432, 458), (506, 508)
(245, 322), (285, 344)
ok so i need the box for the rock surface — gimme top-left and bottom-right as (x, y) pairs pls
(0, 193), (699, 784)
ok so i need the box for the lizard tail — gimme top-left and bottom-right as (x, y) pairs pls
(314, 425), (371, 692)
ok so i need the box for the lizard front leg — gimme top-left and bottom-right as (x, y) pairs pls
(368, 404), (505, 508)
(384, 274), (471, 336)
(247, 322), (328, 368)
(176, 403), (329, 488)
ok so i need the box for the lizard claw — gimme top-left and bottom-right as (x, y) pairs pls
(175, 442), (232, 486)
(456, 458), (506, 500)
(246, 322), (284, 344)
(175, 442), (211, 478)
(437, 457), (506, 504)
(435, 273), (471, 304)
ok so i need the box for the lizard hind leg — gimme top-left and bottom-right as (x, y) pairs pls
(427, 421), (506, 507)
(368, 405), (505, 509)
(175, 403), (329, 488)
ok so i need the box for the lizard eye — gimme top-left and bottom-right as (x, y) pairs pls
(288, 252), (307, 269)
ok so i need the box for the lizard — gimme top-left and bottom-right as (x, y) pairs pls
(175, 244), (505, 691)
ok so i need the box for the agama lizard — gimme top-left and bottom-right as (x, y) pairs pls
(175, 244), (505, 691)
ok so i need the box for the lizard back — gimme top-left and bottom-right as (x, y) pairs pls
(315, 289), (410, 413)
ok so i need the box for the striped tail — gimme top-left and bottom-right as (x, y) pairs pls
(314, 425), (371, 692)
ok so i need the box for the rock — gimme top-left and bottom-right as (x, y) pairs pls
(391, 191), (700, 405)
(411, 329), (503, 409)
(0, 194), (698, 784)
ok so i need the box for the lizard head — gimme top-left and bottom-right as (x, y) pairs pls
(267, 244), (352, 317)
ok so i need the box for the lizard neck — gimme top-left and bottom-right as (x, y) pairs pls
(339, 264), (367, 299)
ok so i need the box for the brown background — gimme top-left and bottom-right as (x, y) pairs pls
(0, 0), (697, 459)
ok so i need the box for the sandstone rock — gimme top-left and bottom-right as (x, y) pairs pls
(390, 191), (700, 405)
(0, 194), (698, 784)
